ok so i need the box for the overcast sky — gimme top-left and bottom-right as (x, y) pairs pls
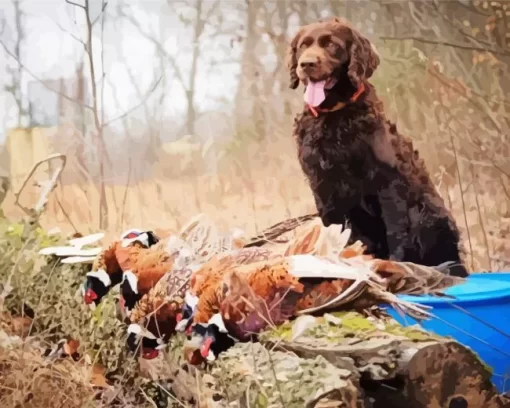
(0, 0), (251, 142)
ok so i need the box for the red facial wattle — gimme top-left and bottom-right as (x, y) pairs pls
(188, 349), (204, 365)
(142, 348), (159, 360)
(200, 337), (214, 358)
(84, 288), (98, 305)
(176, 313), (183, 322)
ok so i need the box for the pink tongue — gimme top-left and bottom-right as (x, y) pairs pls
(304, 80), (326, 107)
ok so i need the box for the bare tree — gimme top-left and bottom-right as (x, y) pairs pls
(118, 0), (224, 138)
(234, 0), (264, 139)
(3, 0), (27, 127)
(65, 0), (110, 229)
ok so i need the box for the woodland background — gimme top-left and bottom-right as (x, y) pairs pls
(0, 0), (509, 273)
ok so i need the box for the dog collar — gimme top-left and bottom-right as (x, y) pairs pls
(307, 83), (366, 118)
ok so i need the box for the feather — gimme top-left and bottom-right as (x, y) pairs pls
(283, 219), (322, 256)
(291, 315), (318, 341)
(39, 246), (102, 257)
(288, 254), (374, 281)
(316, 224), (351, 259)
(60, 256), (96, 264)
(68, 232), (105, 248)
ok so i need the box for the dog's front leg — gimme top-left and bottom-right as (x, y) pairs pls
(377, 179), (413, 262)
(310, 177), (358, 228)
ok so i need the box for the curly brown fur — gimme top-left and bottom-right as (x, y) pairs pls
(287, 17), (468, 277)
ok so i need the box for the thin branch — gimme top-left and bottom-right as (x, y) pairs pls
(379, 36), (510, 58)
(14, 154), (67, 218)
(421, 63), (504, 132)
(50, 17), (86, 47)
(469, 163), (492, 271)
(91, 1), (109, 26)
(65, 0), (85, 10)
(119, 158), (132, 231)
(100, 0), (105, 130)
(54, 193), (79, 233)
(0, 38), (94, 110)
(102, 74), (163, 128)
(430, 1), (493, 48)
(118, 6), (187, 90)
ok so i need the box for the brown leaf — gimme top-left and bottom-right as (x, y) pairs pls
(63, 339), (80, 356)
(89, 363), (109, 388)
(10, 316), (32, 338)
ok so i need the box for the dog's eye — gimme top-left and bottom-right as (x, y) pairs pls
(299, 37), (313, 49)
(319, 35), (332, 48)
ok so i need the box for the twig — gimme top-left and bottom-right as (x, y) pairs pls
(101, 75), (163, 128)
(154, 383), (188, 408)
(118, 7), (187, 89)
(0, 39), (93, 110)
(138, 387), (158, 408)
(469, 163), (492, 271)
(14, 154), (67, 218)
(50, 18), (86, 47)
(442, 113), (475, 269)
(120, 158), (132, 231)
(54, 193), (79, 234)
(91, 1), (109, 26)
(65, 0), (86, 10)
(379, 35), (510, 58)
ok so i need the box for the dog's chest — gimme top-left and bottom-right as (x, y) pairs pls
(296, 114), (364, 173)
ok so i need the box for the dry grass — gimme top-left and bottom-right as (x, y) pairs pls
(0, 313), (94, 408)
(0, 346), (95, 408)
(2, 132), (509, 273)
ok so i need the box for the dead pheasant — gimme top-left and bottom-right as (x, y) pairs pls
(119, 214), (247, 319)
(177, 219), (465, 363)
(38, 229), (160, 308)
(82, 229), (160, 307)
(126, 246), (277, 359)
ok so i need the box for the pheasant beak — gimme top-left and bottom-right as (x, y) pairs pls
(200, 336), (214, 359)
(84, 288), (98, 305)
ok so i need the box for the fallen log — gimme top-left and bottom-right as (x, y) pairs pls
(147, 312), (507, 407)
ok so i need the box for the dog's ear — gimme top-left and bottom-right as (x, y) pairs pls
(285, 29), (302, 90)
(346, 24), (380, 88)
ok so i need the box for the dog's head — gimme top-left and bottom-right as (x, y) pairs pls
(286, 17), (380, 102)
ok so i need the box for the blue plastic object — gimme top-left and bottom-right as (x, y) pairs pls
(386, 274), (510, 393)
(469, 272), (510, 282)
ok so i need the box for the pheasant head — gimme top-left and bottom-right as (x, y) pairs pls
(82, 229), (158, 307)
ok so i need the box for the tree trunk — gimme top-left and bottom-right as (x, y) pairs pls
(185, 0), (205, 138)
(8, 0), (26, 127)
(234, 0), (264, 141)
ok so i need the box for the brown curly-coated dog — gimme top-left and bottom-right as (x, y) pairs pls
(286, 17), (468, 277)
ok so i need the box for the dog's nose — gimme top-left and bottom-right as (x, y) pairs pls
(300, 59), (317, 69)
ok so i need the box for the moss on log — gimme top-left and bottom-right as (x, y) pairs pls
(151, 312), (508, 407)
